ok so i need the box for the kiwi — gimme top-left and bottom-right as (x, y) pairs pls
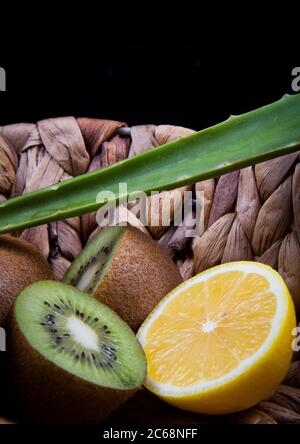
(64, 226), (182, 331)
(0, 235), (53, 326)
(6, 280), (146, 424)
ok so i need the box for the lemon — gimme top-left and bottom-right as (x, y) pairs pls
(137, 261), (296, 414)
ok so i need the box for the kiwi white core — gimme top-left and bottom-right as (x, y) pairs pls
(67, 316), (99, 352)
(76, 262), (100, 292)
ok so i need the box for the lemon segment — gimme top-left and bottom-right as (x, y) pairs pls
(137, 261), (296, 414)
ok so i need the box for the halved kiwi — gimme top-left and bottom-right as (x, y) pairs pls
(6, 281), (146, 424)
(64, 226), (183, 331)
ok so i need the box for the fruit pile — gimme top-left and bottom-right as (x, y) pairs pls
(0, 226), (181, 423)
(1, 106), (300, 424)
(0, 227), (296, 424)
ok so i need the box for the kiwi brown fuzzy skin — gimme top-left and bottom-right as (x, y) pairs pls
(0, 235), (52, 326)
(92, 226), (183, 332)
(6, 309), (138, 424)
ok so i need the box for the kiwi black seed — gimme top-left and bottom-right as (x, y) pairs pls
(0, 235), (53, 326)
(6, 281), (146, 424)
(63, 226), (183, 331)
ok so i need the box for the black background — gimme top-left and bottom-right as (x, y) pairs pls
(0, 44), (297, 130)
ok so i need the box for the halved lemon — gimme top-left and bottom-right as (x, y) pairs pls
(137, 261), (296, 414)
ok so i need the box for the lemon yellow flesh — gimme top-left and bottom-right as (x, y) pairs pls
(137, 262), (296, 414)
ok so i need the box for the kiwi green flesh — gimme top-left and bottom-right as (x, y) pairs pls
(14, 281), (146, 390)
(63, 226), (126, 295)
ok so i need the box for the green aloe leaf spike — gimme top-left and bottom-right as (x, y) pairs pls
(0, 94), (300, 235)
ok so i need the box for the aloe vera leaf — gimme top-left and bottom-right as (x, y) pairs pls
(0, 94), (300, 235)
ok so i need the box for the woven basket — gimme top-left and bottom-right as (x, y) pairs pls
(0, 117), (300, 424)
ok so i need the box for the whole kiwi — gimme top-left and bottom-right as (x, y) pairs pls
(0, 235), (53, 326)
(64, 226), (183, 331)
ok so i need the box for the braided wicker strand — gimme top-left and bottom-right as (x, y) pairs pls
(192, 153), (300, 312)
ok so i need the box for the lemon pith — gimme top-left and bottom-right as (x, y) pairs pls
(137, 261), (296, 414)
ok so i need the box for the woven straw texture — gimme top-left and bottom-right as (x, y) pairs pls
(1, 117), (300, 424)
